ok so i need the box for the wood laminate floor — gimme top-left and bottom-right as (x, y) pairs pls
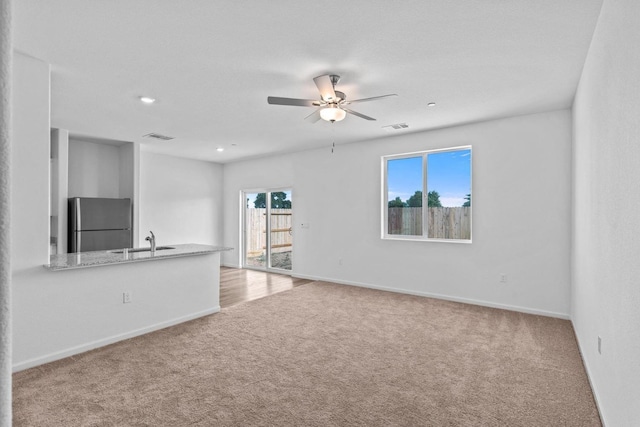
(220, 266), (314, 308)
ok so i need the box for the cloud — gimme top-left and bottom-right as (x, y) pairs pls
(440, 197), (465, 207)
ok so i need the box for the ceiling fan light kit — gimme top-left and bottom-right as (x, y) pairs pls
(267, 74), (397, 123)
(319, 104), (346, 122)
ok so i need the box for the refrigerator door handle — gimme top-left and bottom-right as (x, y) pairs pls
(76, 199), (82, 232)
(75, 201), (82, 253)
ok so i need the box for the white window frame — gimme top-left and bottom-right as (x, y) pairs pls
(381, 145), (472, 243)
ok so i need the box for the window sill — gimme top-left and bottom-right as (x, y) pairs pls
(382, 236), (472, 244)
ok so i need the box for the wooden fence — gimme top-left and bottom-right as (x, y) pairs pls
(388, 207), (471, 239)
(245, 208), (292, 256)
(246, 207), (469, 254)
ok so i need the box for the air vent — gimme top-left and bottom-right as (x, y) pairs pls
(382, 123), (409, 131)
(142, 132), (175, 141)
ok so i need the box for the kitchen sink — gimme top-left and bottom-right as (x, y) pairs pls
(109, 246), (175, 254)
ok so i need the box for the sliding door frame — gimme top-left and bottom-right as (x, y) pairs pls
(241, 187), (293, 274)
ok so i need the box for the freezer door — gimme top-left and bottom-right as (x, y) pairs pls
(71, 229), (132, 252)
(70, 197), (132, 231)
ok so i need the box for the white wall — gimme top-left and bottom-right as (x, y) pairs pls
(11, 52), (50, 272)
(572, 0), (640, 424)
(50, 129), (69, 254)
(139, 150), (223, 247)
(1, 6), (15, 421)
(224, 110), (573, 318)
(119, 142), (135, 200)
(68, 139), (121, 198)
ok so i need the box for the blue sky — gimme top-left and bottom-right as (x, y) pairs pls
(387, 149), (471, 207)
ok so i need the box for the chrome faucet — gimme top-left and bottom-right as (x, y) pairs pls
(145, 231), (156, 252)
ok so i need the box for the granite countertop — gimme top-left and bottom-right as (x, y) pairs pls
(45, 243), (232, 271)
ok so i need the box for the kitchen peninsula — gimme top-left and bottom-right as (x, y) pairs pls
(14, 244), (231, 372)
(11, 52), (232, 373)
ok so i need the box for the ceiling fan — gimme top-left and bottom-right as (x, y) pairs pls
(267, 74), (397, 123)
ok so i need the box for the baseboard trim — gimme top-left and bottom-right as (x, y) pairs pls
(292, 273), (570, 320)
(12, 306), (220, 373)
(221, 262), (240, 268)
(571, 321), (607, 426)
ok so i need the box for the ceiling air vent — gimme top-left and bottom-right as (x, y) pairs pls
(142, 132), (175, 141)
(382, 123), (409, 131)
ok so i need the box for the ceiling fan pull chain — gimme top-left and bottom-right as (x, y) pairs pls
(331, 123), (336, 154)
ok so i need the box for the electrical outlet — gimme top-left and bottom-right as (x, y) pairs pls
(598, 336), (602, 354)
(123, 291), (132, 304)
(500, 274), (507, 283)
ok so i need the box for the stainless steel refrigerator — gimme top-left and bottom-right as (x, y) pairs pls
(68, 197), (132, 252)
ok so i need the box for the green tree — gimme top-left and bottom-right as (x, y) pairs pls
(407, 191), (423, 207)
(388, 197), (407, 208)
(427, 191), (442, 207)
(253, 192), (291, 208)
(254, 193), (266, 208)
(271, 192), (291, 209)
(462, 193), (471, 207)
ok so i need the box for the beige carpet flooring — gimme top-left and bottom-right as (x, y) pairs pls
(13, 282), (601, 426)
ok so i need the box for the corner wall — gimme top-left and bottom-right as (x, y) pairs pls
(0, 1), (13, 423)
(68, 139), (122, 198)
(139, 150), (224, 247)
(572, 0), (640, 424)
(10, 52), (50, 269)
(224, 110), (573, 317)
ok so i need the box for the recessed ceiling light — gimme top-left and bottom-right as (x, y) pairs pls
(139, 96), (156, 104)
(216, 147), (224, 152)
(427, 102), (436, 107)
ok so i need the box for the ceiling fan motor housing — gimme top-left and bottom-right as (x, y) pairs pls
(334, 91), (346, 103)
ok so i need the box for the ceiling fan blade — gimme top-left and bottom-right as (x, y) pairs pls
(346, 94), (398, 104)
(342, 108), (376, 121)
(304, 109), (322, 123)
(267, 96), (319, 107)
(313, 74), (337, 102)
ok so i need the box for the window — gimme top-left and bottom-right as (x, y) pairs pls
(382, 146), (472, 242)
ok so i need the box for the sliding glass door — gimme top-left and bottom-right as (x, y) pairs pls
(244, 192), (267, 268)
(243, 189), (292, 272)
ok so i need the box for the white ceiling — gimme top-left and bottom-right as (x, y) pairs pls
(14, 0), (603, 163)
